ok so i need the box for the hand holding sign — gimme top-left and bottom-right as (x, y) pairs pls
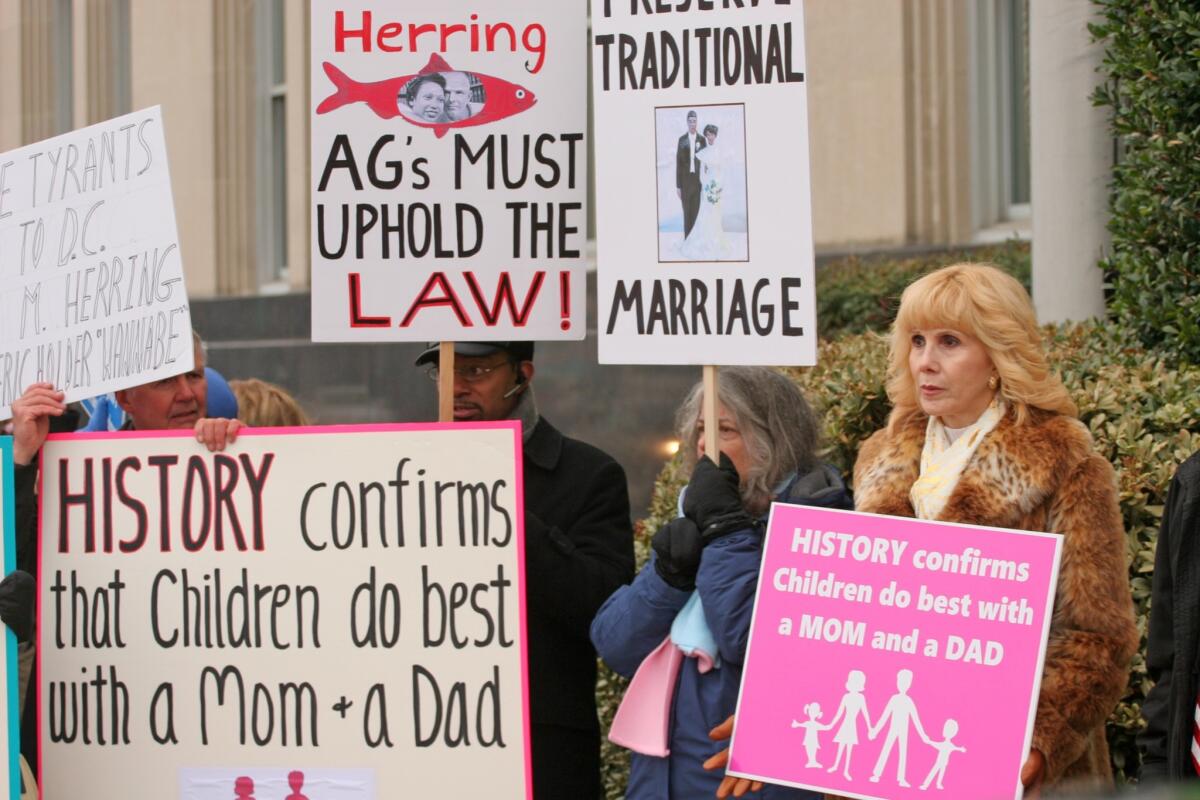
(651, 517), (702, 591)
(683, 453), (753, 541)
(702, 716), (762, 799)
(1021, 749), (1046, 798)
(192, 417), (243, 452)
(9, 382), (65, 465)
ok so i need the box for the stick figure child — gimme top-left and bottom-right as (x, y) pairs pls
(825, 669), (872, 780)
(920, 719), (966, 790)
(790, 702), (832, 767)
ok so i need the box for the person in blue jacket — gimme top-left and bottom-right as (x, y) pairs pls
(592, 366), (853, 799)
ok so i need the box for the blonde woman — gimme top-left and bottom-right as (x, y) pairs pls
(853, 263), (1137, 793)
(228, 378), (311, 427)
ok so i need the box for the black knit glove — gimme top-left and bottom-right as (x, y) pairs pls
(683, 453), (754, 541)
(0, 571), (34, 642)
(652, 517), (703, 591)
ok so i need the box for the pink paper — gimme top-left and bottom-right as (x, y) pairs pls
(729, 505), (1060, 800)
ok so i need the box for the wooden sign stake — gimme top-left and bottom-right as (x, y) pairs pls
(703, 364), (719, 463)
(439, 342), (455, 422)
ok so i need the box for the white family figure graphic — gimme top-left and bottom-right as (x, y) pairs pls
(789, 702), (831, 767)
(822, 669), (872, 780)
(920, 719), (966, 791)
(792, 667), (965, 791)
(869, 669), (929, 787)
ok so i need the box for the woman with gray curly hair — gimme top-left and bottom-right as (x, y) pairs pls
(674, 367), (822, 517)
(592, 367), (853, 800)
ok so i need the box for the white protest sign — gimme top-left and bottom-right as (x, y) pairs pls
(310, 1), (588, 342)
(592, 1), (816, 365)
(0, 107), (193, 418)
(38, 424), (530, 799)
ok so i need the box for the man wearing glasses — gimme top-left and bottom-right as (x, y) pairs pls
(416, 341), (635, 800)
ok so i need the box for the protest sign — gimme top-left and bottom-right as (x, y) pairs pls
(0, 439), (16, 799)
(38, 424), (530, 799)
(592, 1), (816, 365)
(309, 1), (589, 342)
(0, 107), (194, 419)
(730, 506), (1061, 800)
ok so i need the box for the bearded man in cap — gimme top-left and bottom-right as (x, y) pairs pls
(416, 341), (635, 799)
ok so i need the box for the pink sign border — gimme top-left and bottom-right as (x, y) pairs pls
(36, 421), (533, 800)
(727, 504), (1063, 800)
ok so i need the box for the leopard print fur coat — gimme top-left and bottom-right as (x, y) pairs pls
(853, 408), (1138, 789)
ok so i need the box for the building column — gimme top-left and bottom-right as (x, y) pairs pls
(0, 0), (22, 152)
(213, 0), (257, 295)
(1029, 0), (1108, 322)
(284, 0), (310, 291)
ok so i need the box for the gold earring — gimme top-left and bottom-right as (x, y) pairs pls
(988, 375), (998, 390)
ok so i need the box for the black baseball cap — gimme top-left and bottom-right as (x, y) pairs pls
(414, 341), (535, 367)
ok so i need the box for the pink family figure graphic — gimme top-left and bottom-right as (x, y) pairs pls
(233, 776), (255, 800)
(231, 770), (308, 800)
(824, 669), (872, 780)
(919, 719), (966, 790)
(868, 668), (930, 788)
(790, 702), (832, 767)
(286, 770), (310, 800)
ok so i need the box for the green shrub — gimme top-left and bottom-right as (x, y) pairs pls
(815, 241), (1030, 340)
(1092, 1), (1200, 365)
(597, 321), (1200, 796)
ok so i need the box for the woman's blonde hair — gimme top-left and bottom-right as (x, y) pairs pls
(886, 263), (1076, 431)
(229, 378), (311, 427)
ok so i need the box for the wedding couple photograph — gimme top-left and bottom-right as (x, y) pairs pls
(654, 103), (750, 263)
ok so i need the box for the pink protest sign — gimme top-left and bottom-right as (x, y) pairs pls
(729, 505), (1061, 800)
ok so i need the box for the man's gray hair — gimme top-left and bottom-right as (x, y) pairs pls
(676, 366), (820, 514)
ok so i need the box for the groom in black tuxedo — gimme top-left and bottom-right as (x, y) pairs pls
(676, 109), (706, 239)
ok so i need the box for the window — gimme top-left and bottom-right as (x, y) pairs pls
(968, 0), (1030, 233)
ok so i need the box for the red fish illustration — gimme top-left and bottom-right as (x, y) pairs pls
(316, 54), (536, 138)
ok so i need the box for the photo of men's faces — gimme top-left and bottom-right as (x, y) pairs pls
(399, 71), (486, 124)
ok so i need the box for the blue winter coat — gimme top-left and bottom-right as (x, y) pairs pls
(592, 463), (854, 800)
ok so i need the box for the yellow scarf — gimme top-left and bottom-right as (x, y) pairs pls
(910, 399), (1005, 520)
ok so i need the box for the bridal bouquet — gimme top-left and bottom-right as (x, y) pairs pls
(704, 179), (722, 204)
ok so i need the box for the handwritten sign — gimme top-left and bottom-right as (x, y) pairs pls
(0, 438), (16, 800)
(0, 107), (193, 419)
(730, 506), (1060, 800)
(38, 424), (530, 799)
(309, 1), (588, 341)
(592, 0), (817, 365)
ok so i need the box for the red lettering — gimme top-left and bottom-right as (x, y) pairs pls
(408, 23), (437, 52)
(400, 272), (472, 327)
(334, 10), (371, 52)
(348, 273), (391, 328)
(377, 22), (403, 52)
(464, 271), (544, 327)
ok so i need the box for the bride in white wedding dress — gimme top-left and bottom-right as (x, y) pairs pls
(679, 124), (733, 260)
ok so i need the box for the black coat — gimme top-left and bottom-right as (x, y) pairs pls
(14, 463), (36, 578)
(676, 131), (705, 192)
(1140, 451), (1200, 781)
(521, 417), (635, 797)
